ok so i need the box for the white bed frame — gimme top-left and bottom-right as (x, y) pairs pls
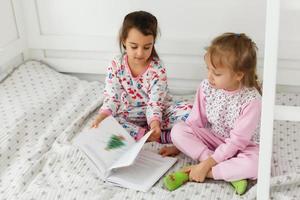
(0, 0), (300, 199)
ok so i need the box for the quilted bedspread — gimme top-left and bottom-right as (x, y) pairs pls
(0, 61), (300, 200)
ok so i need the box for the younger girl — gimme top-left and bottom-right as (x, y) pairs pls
(163, 33), (261, 194)
(92, 11), (192, 143)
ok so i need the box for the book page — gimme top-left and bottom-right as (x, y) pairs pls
(109, 130), (153, 170)
(107, 150), (177, 192)
(73, 116), (135, 172)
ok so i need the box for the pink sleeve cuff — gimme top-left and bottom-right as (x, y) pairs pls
(211, 153), (224, 164)
(148, 116), (161, 126)
(134, 127), (147, 141)
(99, 109), (112, 116)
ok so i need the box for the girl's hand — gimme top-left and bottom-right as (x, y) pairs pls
(147, 120), (161, 142)
(181, 164), (208, 182)
(181, 158), (216, 182)
(91, 113), (109, 128)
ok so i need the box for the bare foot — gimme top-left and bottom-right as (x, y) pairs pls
(159, 146), (180, 157)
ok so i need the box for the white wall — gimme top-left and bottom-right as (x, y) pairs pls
(0, 0), (19, 47)
(0, 0), (27, 72)
(1, 0), (299, 92)
(22, 0), (266, 91)
(275, 0), (300, 89)
(35, 0), (267, 41)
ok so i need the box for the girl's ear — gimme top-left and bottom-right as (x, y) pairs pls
(235, 71), (244, 82)
(122, 40), (126, 49)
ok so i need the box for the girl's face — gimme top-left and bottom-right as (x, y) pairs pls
(123, 28), (154, 67)
(204, 53), (244, 91)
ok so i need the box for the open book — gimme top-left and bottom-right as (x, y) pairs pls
(73, 116), (177, 192)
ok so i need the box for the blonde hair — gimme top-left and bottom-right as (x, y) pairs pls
(207, 32), (261, 94)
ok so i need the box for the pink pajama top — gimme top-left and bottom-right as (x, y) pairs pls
(99, 54), (171, 125)
(186, 79), (261, 163)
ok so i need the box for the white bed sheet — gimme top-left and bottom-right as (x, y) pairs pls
(0, 61), (105, 199)
(0, 60), (299, 200)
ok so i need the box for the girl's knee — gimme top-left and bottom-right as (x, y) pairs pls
(247, 156), (259, 179)
(213, 155), (259, 181)
(170, 121), (187, 141)
(240, 152), (259, 177)
(239, 159), (258, 180)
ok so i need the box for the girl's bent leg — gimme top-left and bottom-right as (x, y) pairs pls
(160, 99), (193, 144)
(171, 121), (216, 161)
(212, 144), (259, 181)
(115, 116), (147, 141)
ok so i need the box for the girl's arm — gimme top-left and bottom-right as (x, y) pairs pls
(91, 112), (110, 128)
(211, 100), (261, 163)
(99, 60), (123, 116)
(146, 66), (168, 126)
(185, 83), (208, 128)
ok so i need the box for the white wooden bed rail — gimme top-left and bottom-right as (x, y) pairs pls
(257, 0), (280, 199)
(275, 106), (300, 121)
(258, 0), (300, 199)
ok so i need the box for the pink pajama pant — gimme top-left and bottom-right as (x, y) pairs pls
(171, 121), (259, 181)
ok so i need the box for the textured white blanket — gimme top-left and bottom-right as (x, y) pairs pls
(0, 61), (299, 200)
(0, 61), (104, 199)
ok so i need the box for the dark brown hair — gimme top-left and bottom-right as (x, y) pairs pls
(207, 32), (261, 94)
(119, 11), (159, 59)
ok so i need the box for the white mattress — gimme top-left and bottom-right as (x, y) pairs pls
(0, 60), (299, 200)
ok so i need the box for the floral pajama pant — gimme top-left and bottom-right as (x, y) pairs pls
(114, 99), (193, 143)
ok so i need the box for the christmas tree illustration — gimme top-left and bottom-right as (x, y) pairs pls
(105, 134), (126, 150)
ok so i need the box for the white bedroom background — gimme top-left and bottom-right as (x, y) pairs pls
(1, 0), (299, 92)
(21, 0), (268, 93)
(0, 0), (26, 73)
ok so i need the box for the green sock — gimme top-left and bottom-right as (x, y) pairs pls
(230, 179), (248, 195)
(163, 171), (189, 191)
